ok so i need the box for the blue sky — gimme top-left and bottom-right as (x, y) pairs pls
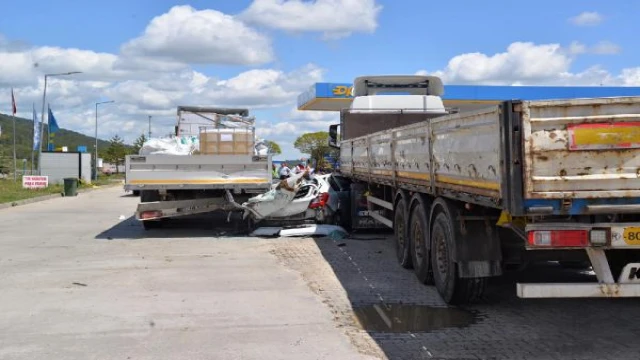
(1, 0), (639, 159)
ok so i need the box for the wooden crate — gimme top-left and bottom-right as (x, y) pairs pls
(199, 129), (254, 155)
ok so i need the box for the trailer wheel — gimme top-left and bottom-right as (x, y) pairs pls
(410, 201), (433, 284)
(394, 198), (412, 269)
(431, 211), (486, 304)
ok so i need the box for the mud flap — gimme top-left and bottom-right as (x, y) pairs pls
(438, 201), (503, 278)
(455, 217), (503, 278)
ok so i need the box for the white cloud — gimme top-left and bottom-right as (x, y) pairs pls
(209, 64), (325, 107)
(122, 5), (274, 65)
(569, 11), (603, 26)
(4, 62), (324, 146)
(0, 4), (320, 152)
(567, 41), (621, 56)
(620, 68), (640, 86)
(568, 41), (587, 55)
(240, 0), (382, 39)
(591, 41), (621, 55)
(258, 107), (336, 138)
(255, 106), (338, 159)
(416, 42), (640, 87)
(425, 42), (572, 85)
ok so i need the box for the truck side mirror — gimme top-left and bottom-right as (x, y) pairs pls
(329, 124), (340, 148)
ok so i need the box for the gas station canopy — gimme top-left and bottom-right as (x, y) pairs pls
(297, 82), (640, 112)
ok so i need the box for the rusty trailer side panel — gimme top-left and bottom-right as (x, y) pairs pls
(340, 96), (640, 214)
(523, 97), (640, 199)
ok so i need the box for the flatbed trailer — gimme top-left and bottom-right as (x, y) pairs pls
(329, 75), (640, 304)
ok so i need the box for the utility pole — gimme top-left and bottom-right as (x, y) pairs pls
(148, 115), (152, 139)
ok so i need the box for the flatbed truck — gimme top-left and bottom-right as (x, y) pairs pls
(124, 106), (272, 229)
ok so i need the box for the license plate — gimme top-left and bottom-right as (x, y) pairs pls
(622, 227), (640, 245)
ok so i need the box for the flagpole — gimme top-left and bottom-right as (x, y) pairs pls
(47, 103), (51, 151)
(11, 88), (17, 182)
(12, 113), (17, 182)
(31, 102), (35, 174)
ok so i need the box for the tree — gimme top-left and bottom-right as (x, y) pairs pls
(265, 140), (281, 155)
(103, 135), (128, 174)
(293, 131), (334, 167)
(132, 134), (147, 154)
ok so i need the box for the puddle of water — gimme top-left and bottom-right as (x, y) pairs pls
(353, 304), (478, 333)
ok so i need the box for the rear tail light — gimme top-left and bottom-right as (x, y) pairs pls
(140, 210), (162, 220)
(309, 192), (330, 209)
(527, 230), (589, 247)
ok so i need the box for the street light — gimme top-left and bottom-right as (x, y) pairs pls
(95, 100), (115, 181)
(37, 71), (82, 175)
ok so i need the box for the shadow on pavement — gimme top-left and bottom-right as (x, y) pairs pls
(95, 213), (250, 240)
(310, 231), (640, 360)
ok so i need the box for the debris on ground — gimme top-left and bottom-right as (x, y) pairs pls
(251, 224), (348, 239)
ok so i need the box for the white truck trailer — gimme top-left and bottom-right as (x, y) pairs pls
(329, 75), (640, 304)
(124, 106), (272, 229)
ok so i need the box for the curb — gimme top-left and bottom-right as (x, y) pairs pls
(0, 182), (123, 210)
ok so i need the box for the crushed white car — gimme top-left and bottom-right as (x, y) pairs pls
(226, 170), (334, 226)
(261, 173), (331, 224)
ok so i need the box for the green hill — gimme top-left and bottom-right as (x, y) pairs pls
(0, 113), (129, 172)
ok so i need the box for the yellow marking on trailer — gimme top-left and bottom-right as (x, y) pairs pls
(130, 179), (268, 185)
(436, 175), (501, 191)
(396, 171), (431, 181)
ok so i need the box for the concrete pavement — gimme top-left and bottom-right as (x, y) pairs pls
(0, 187), (380, 360)
(5, 186), (637, 359)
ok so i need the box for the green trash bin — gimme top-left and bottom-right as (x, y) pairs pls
(63, 178), (78, 197)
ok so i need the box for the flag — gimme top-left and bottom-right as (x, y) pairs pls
(48, 105), (59, 134)
(32, 104), (40, 151)
(48, 105), (59, 150)
(11, 88), (17, 115)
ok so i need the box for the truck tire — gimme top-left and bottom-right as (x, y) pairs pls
(409, 199), (433, 284)
(431, 211), (486, 304)
(394, 197), (412, 269)
(132, 190), (140, 196)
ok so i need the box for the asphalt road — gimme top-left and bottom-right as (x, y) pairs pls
(2, 187), (639, 360)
